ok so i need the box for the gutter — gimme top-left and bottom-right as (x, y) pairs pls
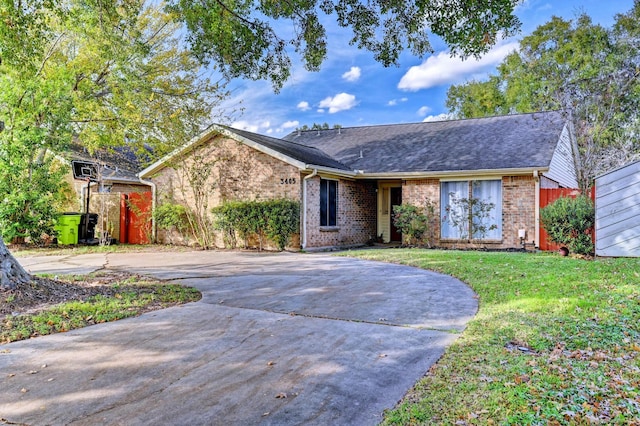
(534, 170), (540, 249)
(361, 167), (550, 180)
(302, 169), (318, 249)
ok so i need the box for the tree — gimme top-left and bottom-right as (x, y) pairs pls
(296, 123), (342, 131)
(0, 0), (230, 289)
(168, 0), (522, 91)
(446, 8), (640, 188)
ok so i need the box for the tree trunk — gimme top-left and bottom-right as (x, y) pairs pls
(0, 235), (31, 290)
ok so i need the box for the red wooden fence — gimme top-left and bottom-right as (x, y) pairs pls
(539, 188), (595, 251)
(119, 192), (152, 244)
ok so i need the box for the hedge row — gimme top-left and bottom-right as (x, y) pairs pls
(211, 199), (300, 250)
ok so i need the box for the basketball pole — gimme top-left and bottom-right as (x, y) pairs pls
(84, 177), (90, 243)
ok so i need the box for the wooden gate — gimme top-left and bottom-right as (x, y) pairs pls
(539, 188), (593, 251)
(120, 192), (152, 244)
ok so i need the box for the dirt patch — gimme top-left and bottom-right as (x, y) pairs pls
(1, 272), (168, 317)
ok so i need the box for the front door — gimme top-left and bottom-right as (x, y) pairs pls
(390, 187), (402, 242)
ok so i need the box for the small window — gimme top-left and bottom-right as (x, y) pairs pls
(320, 179), (337, 226)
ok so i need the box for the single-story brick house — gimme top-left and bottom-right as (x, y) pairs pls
(139, 111), (579, 250)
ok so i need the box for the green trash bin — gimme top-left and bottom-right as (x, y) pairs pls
(55, 213), (82, 245)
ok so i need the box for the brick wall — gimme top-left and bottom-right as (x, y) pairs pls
(304, 176), (377, 248)
(151, 135), (303, 248)
(502, 175), (536, 247)
(401, 176), (536, 249)
(402, 179), (440, 246)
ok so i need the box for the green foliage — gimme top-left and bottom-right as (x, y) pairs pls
(444, 193), (497, 241)
(154, 203), (192, 244)
(0, 1), (230, 245)
(168, 0), (521, 91)
(263, 199), (300, 251)
(540, 195), (595, 255)
(0, 158), (73, 244)
(212, 199), (300, 251)
(296, 123), (342, 131)
(446, 7), (640, 187)
(392, 201), (435, 246)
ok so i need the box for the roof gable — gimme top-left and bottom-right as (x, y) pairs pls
(139, 124), (352, 178)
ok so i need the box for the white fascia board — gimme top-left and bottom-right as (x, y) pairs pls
(306, 164), (357, 178)
(358, 167), (549, 180)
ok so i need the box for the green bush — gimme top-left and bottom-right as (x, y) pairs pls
(392, 204), (428, 245)
(154, 203), (192, 243)
(263, 199), (300, 250)
(212, 199), (299, 251)
(540, 195), (595, 255)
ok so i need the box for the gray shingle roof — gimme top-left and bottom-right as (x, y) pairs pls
(69, 143), (144, 182)
(223, 126), (351, 171)
(283, 111), (567, 174)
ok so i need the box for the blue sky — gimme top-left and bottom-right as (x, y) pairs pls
(223, 0), (636, 136)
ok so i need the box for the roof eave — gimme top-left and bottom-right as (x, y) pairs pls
(304, 165), (357, 177)
(356, 167), (551, 179)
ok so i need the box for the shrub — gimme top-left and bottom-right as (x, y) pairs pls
(154, 203), (192, 244)
(212, 199), (300, 251)
(263, 199), (300, 250)
(540, 195), (595, 255)
(392, 204), (428, 245)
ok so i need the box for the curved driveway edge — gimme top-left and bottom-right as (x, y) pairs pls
(2, 251), (477, 425)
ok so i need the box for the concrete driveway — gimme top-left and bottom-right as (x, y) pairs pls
(2, 251), (477, 425)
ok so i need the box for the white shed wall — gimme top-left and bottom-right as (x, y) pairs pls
(595, 160), (640, 257)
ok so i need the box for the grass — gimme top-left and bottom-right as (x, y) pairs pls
(9, 243), (197, 256)
(1, 275), (201, 344)
(340, 249), (640, 425)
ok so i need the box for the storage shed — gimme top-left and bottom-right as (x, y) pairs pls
(595, 160), (640, 257)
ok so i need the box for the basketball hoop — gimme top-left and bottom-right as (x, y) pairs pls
(71, 160), (98, 182)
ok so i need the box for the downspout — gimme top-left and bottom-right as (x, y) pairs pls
(302, 169), (318, 249)
(138, 177), (157, 242)
(533, 170), (540, 249)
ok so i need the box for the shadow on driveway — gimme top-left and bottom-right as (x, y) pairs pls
(2, 251), (477, 425)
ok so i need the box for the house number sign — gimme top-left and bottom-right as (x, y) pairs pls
(280, 178), (297, 184)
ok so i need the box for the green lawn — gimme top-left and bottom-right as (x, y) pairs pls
(340, 249), (640, 425)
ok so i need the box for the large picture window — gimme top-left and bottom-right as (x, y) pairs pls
(320, 179), (337, 226)
(441, 180), (502, 240)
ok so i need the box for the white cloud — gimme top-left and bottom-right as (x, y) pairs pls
(318, 93), (357, 113)
(387, 97), (408, 106)
(417, 106), (432, 117)
(297, 101), (311, 111)
(342, 66), (361, 82)
(397, 41), (519, 91)
(423, 113), (454, 122)
(280, 120), (299, 130)
(231, 120), (271, 133)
